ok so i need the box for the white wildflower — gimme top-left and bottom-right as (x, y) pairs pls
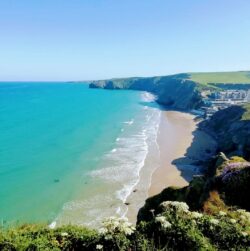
(98, 227), (108, 235)
(191, 219), (197, 225)
(160, 201), (189, 213)
(230, 219), (237, 224)
(155, 216), (166, 224)
(237, 209), (250, 217)
(219, 211), (227, 216)
(100, 217), (135, 236)
(123, 226), (135, 235)
(162, 221), (172, 229)
(210, 219), (219, 225)
(237, 209), (246, 214)
(104, 234), (112, 240)
(190, 212), (203, 218)
(96, 244), (103, 250)
(155, 215), (171, 229)
(241, 232), (248, 237)
(240, 215), (246, 220)
(61, 232), (68, 237)
(244, 211), (250, 218)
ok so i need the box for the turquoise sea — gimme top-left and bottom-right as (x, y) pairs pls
(0, 83), (161, 226)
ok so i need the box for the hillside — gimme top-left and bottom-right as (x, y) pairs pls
(89, 71), (250, 110)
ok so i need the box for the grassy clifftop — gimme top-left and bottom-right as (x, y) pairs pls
(89, 71), (250, 89)
(189, 71), (250, 85)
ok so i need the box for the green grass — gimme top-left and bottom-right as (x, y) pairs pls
(241, 103), (250, 120)
(188, 71), (250, 85)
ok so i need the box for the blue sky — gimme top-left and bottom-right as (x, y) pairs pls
(0, 0), (250, 81)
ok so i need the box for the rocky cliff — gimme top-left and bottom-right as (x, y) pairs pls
(200, 104), (250, 159)
(89, 74), (203, 110)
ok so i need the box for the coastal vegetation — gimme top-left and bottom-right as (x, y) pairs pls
(1, 198), (249, 250)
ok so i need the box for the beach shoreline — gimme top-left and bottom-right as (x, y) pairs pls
(126, 110), (217, 223)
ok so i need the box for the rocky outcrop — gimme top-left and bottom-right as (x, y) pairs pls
(89, 75), (203, 110)
(199, 105), (250, 159)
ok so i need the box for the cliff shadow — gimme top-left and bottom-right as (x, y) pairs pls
(171, 127), (218, 182)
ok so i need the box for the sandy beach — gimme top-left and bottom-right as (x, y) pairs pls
(148, 111), (196, 196)
(126, 110), (216, 223)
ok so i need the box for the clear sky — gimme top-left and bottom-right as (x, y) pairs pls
(0, 0), (250, 81)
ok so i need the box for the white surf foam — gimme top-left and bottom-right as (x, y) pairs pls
(57, 95), (162, 227)
(124, 119), (134, 125)
(90, 106), (161, 220)
(141, 92), (157, 102)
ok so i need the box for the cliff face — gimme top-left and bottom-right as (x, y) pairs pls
(200, 104), (250, 159)
(89, 75), (203, 110)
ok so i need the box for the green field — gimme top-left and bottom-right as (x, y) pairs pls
(188, 71), (250, 85)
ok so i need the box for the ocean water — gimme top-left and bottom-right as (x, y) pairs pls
(0, 82), (161, 226)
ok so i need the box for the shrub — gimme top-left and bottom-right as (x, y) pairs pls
(97, 217), (136, 250)
(138, 201), (250, 250)
(203, 190), (227, 215)
(0, 224), (99, 250)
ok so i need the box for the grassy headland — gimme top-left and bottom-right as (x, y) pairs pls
(189, 71), (250, 85)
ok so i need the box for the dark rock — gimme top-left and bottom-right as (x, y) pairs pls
(200, 105), (250, 159)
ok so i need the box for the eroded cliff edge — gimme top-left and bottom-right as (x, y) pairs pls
(89, 74), (203, 110)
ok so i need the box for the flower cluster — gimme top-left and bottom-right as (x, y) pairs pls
(189, 211), (203, 219)
(209, 219), (219, 225)
(219, 211), (227, 217)
(99, 217), (135, 240)
(96, 244), (103, 250)
(221, 169), (241, 183)
(155, 215), (172, 229)
(220, 161), (250, 183)
(160, 201), (189, 214)
(236, 209), (250, 225)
